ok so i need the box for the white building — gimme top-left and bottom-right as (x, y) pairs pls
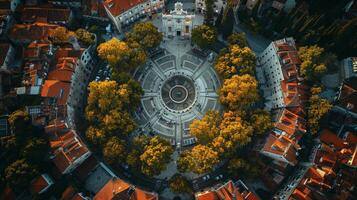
(196, 0), (240, 14)
(103, 0), (165, 32)
(256, 37), (302, 110)
(340, 57), (357, 81)
(162, 2), (195, 37)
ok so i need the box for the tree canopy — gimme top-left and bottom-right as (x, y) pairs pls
(308, 95), (332, 135)
(140, 136), (174, 176)
(219, 74), (259, 110)
(298, 45), (337, 82)
(192, 25), (217, 49)
(126, 22), (162, 51)
(177, 145), (219, 174)
(190, 110), (221, 145)
(249, 109), (273, 135)
(212, 111), (253, 156)
(204, 0), (215, 26)
(97, 38), (132, 67)
(169, 174), (192, 194)
(227, 32), (248, 47)
(215, 45), (256, 78)
(49, 26), (75, 43)
(75, 28), (94, 45)
(103, 136), (127, 165)
(5, 159), (38, 188)
(85, 81), (136, 138)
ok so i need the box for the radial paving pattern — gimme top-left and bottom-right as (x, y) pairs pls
(133, 40), (221, 147)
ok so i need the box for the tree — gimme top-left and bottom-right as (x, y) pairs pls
(85, 126), (107, 145)
(190, 110), (221, 145)
(212, 111), (253, 156)
(8, 110), (35, 144)
(127, 136), (150, 170)
(220, 5), (234, 38)
(215, 45), (256, 78)
(126, 22), (162, 51)
(227, 32), (248, 47)
(49, 26), (75, 43)
(97, 38), (131, 67)
(177, 145), (219, 174)
(227, 158), (259, 179)
(5, 159), (38, 188)
(111, 72), (144, 107)
(215, 8), (224, 29)
(75, 28), (94, 45)
(298, 45), (337, 82)
(308, 95), (332, 135)
(191, 25), (217, 49)
(21, 137), (48, 163)
(169, 174), (192, 194)
(103, 137), (127, 165)
(85, 81), (136, 137)
(140, 136), (174, 176)
(249, 109), (273, 135)
(219, 74), (259, 110)
(204, 0), (215, 26)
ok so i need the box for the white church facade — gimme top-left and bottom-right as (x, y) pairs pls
(162, 2), (195, 38)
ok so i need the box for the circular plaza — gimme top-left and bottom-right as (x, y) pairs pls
(133, 38), (221, 148)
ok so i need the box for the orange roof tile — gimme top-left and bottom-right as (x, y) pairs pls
(29, 174), (52, 195)
(41, 80), (70, 105)
(103, 0), (146, 16)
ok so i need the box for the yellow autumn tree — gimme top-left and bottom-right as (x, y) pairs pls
(75, 28), (94, 45)
(85, 80), (136, 137)
(190, 110), (221, 144)
(97, 37), (131, 67)
(215, 44), (256, 78)
(249, 109), (273, 135)
(212, 111), (253, 156)
(126, 22), (162, 51)
(140, 136), (174, 176)
(49, 26), (75, 43)
(308, 95), (332, 135)
(177, 145), (219, 174)
(219, 74), (259, 110)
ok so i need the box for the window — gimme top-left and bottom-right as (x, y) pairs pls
(168, 27), (172, 32)
(185, 26), (189, 33)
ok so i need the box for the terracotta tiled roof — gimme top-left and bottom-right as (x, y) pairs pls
(274, 108), (306, 139)
(94, 177), (158, 200)
(60, 185), (87, 200)
(19, 6), (71, 24)
(103, 0), (146, 16)
(9, 22), (59, 41)
(41, 80), (70, 105)
(0, 185), (15, 200)
(51, 130), (89, 174)
(47, 58), (77, 82)
(262, 134), (299, 165)
(73, 155), (98, 182)
(29, 174), (53, 195)
(195, 180), (253, 200)
(338, 77), (357, 113)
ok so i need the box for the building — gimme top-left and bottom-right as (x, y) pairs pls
(257, 38), (308, 168)
(60, 185), (89, 200)
(18, 5), (73, 25)
(0, 42), (15, 70)
(195, 180), (260, 200)
(46, 122), (91, 174)
(103, 0), (164, 32)
(340, 57), (357, 80)
(29, 174), (54, 196)
(162, 2), (195, 37)
(336, 76), (357, 116)
(93, 177), (158, 200)
(9, 22), (59, 43)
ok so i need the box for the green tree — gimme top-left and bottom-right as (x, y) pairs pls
(140, 136), (174, 176)
(8, 110), (35, 144)
(191, 25), (217, 49)
(169, 174), (192, 194)
(220, 5), (234, 38)
(308, 95), (332, 135)
(5, 159), (38, 188)
(227, 158), (260, 179)
(204, 0), (215, 26)
(85, 126), (107, 145)
(177, 145), (219, 174)
(103, 137), (127, 165)
(126, 22), (162, 51)
(190, 110), (221, 145)
(219, 74), (259, 110)
(215, 45), (256, 78)
(227, 32), (248, 47)
(112, 72), (144, 107)
(21, 137), (48, 163)
(127, 135), (151, 170)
